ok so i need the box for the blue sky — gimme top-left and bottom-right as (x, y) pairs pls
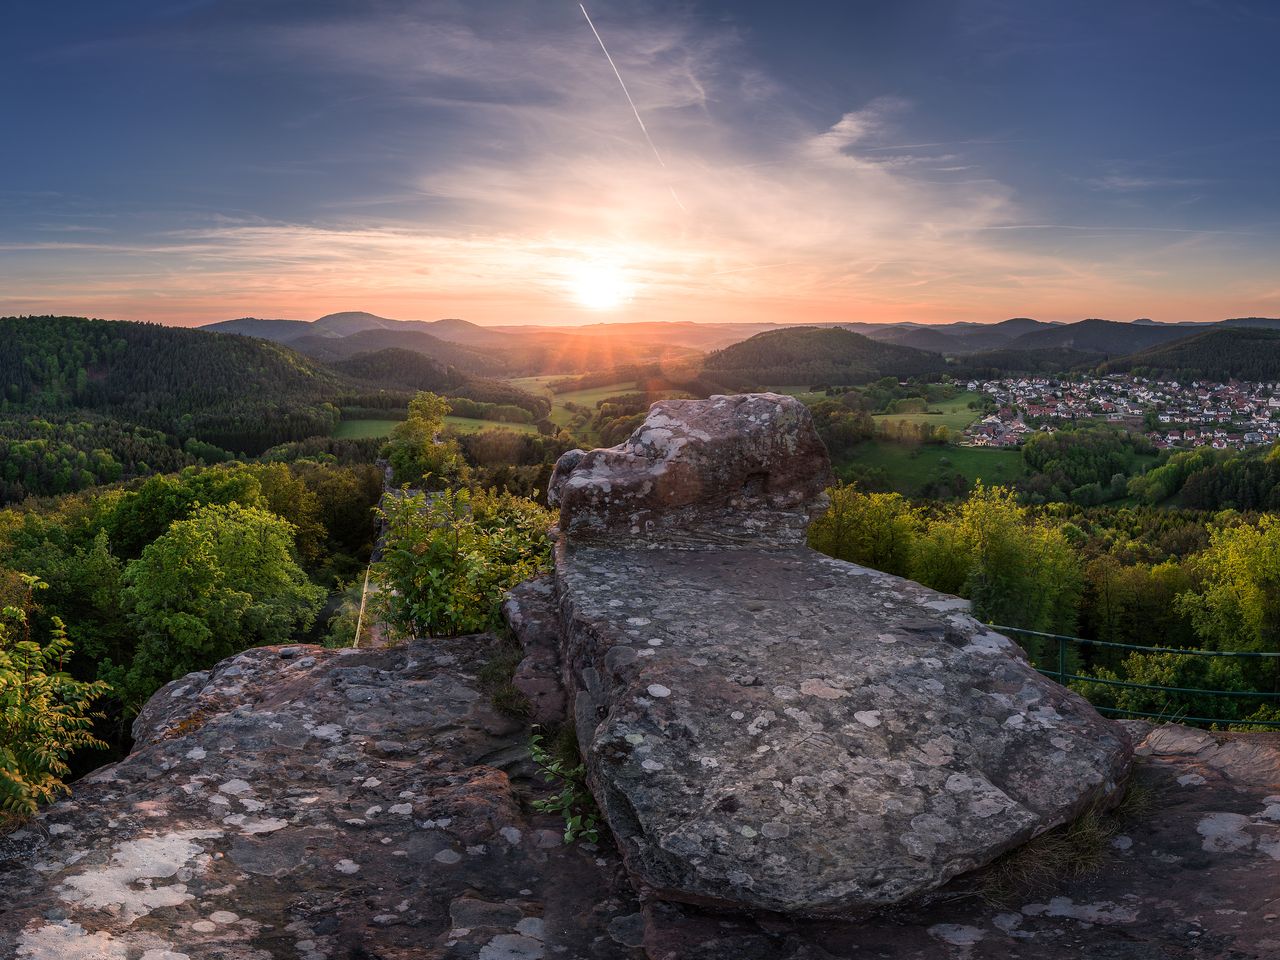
(3, 0), (1279, 325)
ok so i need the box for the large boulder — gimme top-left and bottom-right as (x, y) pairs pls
(548, 393), (833, 545)
(550, 393), (1133, 916)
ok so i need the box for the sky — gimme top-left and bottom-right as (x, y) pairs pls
(3, 0), (1280, 327)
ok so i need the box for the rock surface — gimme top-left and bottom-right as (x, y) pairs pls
(547, 393), (833, 544)
(0, 637), (646, 960)
(557, 543), (1132, 915)
(549, 391), (1132, 915)
(503, 576), (566, 726)
(637, 723), (1280, 960)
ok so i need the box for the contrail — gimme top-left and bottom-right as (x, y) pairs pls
(579, 3), (666, 168)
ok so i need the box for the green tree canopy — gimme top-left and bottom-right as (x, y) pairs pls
(385, 391), (467, 488)
(119, 502), (324, 706)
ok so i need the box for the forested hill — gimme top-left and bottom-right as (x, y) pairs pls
(1006, 318), (1193, 355)
(702, 327), (947, 387)
(0, 316), (344, 453)
(1100, 327), (1280, 381)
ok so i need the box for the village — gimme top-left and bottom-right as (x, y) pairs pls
(962, 373), (1280, 450)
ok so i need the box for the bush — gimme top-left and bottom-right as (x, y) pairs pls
(374, 487), (553, 638)
(0, 575), (107, 817)
(119, 502), (325, 708)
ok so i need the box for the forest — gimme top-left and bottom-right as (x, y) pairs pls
(809, 484), (1280, 728)
(6, 311), (1280, 818)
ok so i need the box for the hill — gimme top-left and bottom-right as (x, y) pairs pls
(949, 347), (1106, 378)
(332, 348), (549, 417)
(702, 327), (947, 387)
(1100, 327), (1280, 381)
(288, 327), (510, 375)
(1007, 318), (1193, 355)
(875, 327), (967, 353)
(0, 316), (344, 454)
(206, 311), (411, 341)
(200, 317), (313, 340)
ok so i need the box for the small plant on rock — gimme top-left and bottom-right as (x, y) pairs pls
(529, 727), (600, 845)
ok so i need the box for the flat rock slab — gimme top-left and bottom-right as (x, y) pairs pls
(557, 543), (1132, 915)
(0, 637), (645, 960)
(640, 724), (1280, 959)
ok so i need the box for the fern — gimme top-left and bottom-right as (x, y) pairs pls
(0, 575), (108, 817)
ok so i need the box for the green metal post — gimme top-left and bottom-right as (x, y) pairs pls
(1058, 636), (1067, 684)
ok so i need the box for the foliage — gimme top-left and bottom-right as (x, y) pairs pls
(1180, 516), (1280, 658)
(811, 484), (1082, 635)
(807, 400), (875, 460)
(1179, 443), (1280, 511)
(0, 315), (342, 454)
(941, 487), (1081, 632)
(118, 502), (325, 708)
(476, 638), (530, 719)
(0, 574), (108, 817)
(529, 728), (600, 845)
(374, 486), (552, 638)
(384, 392), (468, 488)
(1021, 425), (1152, 504)
(1127, 447), (1219, 505)
(0, 413), (206, 504)
(1102, 326), (1280, 381)
(808, 485), (920, 578)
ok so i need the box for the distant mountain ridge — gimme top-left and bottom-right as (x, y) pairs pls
(198, 311), (1280, 383)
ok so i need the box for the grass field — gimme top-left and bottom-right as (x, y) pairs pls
(873, 391), (982, 433)
(443, 416), (538, 435)
(334, 419), (399, 439)
(335, 416), (538, 438)
(508, 377), (642, 433)
(841, 440), (1027, 495)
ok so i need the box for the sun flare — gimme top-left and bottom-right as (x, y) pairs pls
(568, 261), (633, 310)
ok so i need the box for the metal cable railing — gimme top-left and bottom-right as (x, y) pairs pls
(988, 624), (1280, 729)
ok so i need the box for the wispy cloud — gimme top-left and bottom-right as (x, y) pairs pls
(3, 2), (1277, 326)
(1087, 175), (1210, 192)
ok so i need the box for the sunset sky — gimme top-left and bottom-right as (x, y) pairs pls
(4, 0), (1279, 327)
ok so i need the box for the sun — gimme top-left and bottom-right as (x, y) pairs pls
(568, 261), (633, 311)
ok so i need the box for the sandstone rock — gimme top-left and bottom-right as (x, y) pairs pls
(0, 637), (645, 960)
(637, 724), (1280, 959)
(558, 544), (1131, 914)
(547, 392), (1132, 915)
(548, 393), (833, 545)
(503, 575), (568, 726)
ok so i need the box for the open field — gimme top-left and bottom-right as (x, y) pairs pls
(333, 419), (399, 439)
(335, 416), (539, 438)
(873, 391), (982, 433)
(443, 416), (538, 435)
(841, 440), (1027, 494)
(508, 377), (641, 432)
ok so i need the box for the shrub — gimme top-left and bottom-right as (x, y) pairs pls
(0, 575), (108, 817)
(374, 487), (553, 638)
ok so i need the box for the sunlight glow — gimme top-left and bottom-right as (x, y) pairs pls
(568, 261), (634, 310)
